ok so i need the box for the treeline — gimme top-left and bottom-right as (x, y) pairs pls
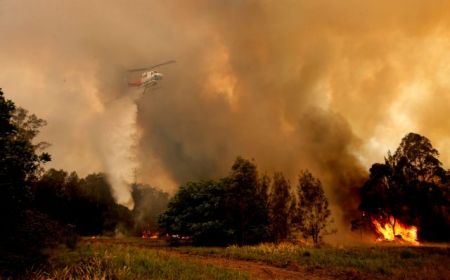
(31, 170), (170, 237)
(356, 133), (450, 241)
(0, 88), (169, 276)
(159, 132), (450, 248)
(1, 89), (56, 274)
(33, 169), (169, 237)
(159, 157), (334, 246)
(3, 84), (450, 277)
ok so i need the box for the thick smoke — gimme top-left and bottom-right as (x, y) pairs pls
(1, 0), (450, 237)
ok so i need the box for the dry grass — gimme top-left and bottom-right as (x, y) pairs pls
(25, 242), (249, 280)
(174, 242), (450, 279)
(21, 239), (450, 280)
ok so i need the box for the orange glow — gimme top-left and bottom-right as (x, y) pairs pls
(141, 230), (159, 239)
(371, 216), (419, 245)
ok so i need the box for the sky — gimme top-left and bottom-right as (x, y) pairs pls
(1, 0), (450, 238)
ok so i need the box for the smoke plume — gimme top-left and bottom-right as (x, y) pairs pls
(1, 0), (450, 237)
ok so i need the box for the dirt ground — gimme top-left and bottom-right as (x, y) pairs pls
(162, 250), (336, 280)
(85, 238), (448, 280)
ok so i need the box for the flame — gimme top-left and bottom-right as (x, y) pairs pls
(141, 230), (159, 239)
(371, 216), (419, 244)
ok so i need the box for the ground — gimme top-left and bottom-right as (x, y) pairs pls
(27, 237), (450, 280)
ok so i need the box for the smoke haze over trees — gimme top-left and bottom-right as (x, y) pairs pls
(32, 170), (134, 236)
(159, 157), (334, 246)
(2, 85), (450, 279)
(2, 0), (450, 277)
(161, 134), (450, 246)
(3, 1), (450, 237)
(132, 183), (170, 234)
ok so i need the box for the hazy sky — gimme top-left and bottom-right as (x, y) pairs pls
(1, 0), (450, 236)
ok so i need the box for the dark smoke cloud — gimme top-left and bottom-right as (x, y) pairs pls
(1, 0), (450, 237)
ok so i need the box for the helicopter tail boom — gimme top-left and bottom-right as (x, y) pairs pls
(127, 81), (142, 87)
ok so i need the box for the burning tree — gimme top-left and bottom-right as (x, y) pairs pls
(359, 133), (450, 242)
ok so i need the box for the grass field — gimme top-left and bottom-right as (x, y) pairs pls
(173, 242), (450, 279)
(24, 238), (450, 280)
(26, 241), (249, 280)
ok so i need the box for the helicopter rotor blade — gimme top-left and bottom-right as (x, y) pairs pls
(128, 60), (176, 73)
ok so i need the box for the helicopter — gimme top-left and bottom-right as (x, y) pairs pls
(126, 60), (175, 93)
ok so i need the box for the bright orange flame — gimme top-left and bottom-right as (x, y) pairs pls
(371, 216), (419, 245)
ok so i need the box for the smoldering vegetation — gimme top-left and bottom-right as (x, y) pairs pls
(131, 183), (170, 234)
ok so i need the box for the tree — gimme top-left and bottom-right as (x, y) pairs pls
(258, 173), (270, 210)
(32, 169), (134, 236)
(0, 89), (54, 275)
(359, 133), (450, 241)
(0, 91), (50, 210)
(359, 163), (399, 227)
(78, 173), (133, 235)
(159, 157), (271, 246)
(225, 157), (269, 245)
(388, 133), (445, 184)
(159, 180), (230, 245)
(268, 172), (292, 243)
(296, 171), (333, 245)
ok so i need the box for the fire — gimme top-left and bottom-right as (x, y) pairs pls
(371, 216), (419, 245)
(141, 230), (159, 239)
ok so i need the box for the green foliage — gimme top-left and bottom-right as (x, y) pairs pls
(159, 180), (230, 245)
(359, 132), (450, 241)
(296, 171), (333, 245)
(225, 157), (269, 245)
(160, 157), (270, 246)
(160, 157), (338, 246)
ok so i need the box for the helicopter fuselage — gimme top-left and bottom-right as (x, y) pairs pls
(128, 71), (163, 88)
